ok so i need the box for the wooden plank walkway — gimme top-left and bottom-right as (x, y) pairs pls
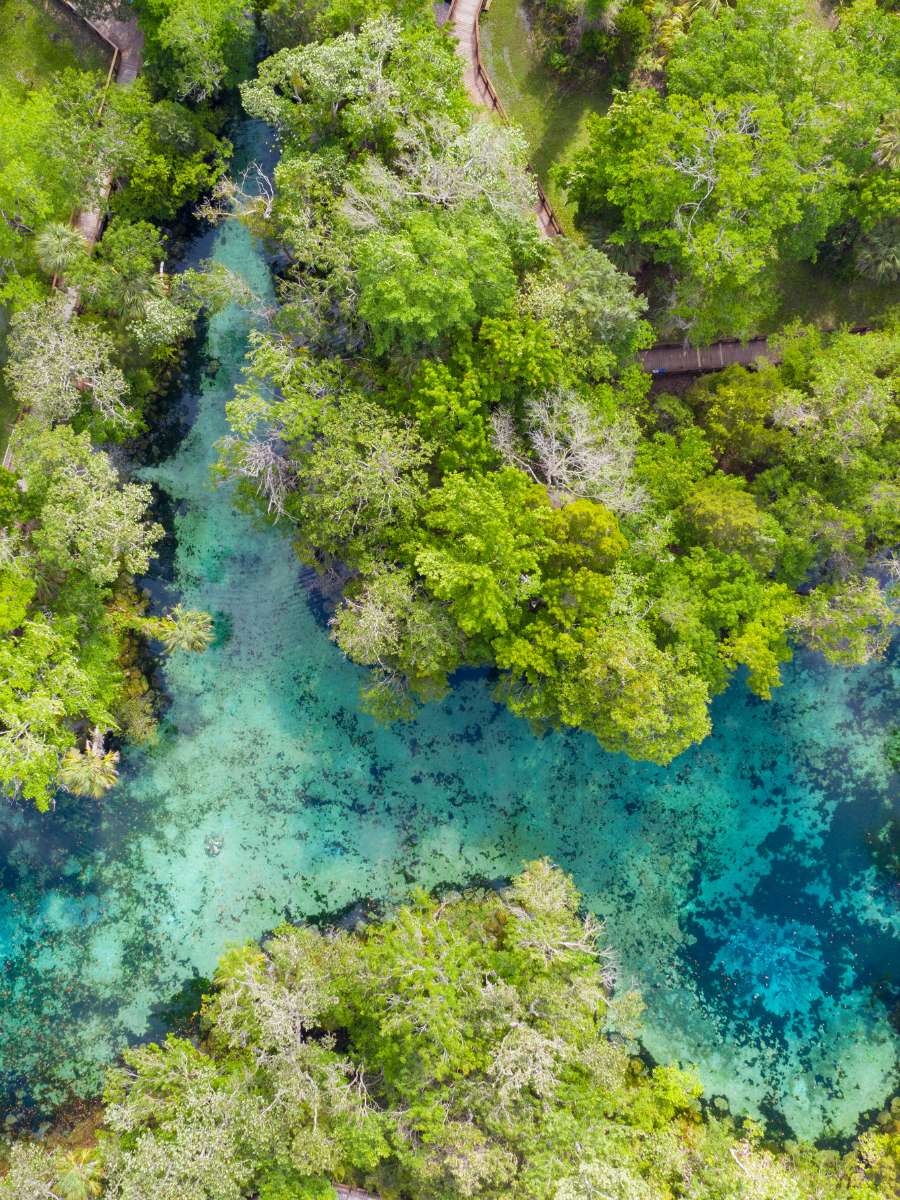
(640, 336), (779, 376)
(446, 0), (563, 236)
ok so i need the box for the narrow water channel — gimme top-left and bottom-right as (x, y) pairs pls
(0, 122), (897, 1140)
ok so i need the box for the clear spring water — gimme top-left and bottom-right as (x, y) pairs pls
(1, 124), (898, 1141)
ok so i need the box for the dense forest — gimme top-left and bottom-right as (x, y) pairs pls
(218, 0), (899, 766)
(0, 0), (897, 1195)
(3, 863), (899, 1199)
(0, 0), (896, 794)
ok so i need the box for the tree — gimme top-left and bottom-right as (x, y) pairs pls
(100, 82), (231, 222)
(793, 578), (896, 666)
(13, 424), (162, 589)
(521, 238), (651, 371)
(0, 78), (101, 301)
(416, 469), (552, 642)
(2, 865), (898, 1199)
(283, 394), (432, 566)
(151, 605), (215, 654)
(681, 473), (782, 572)
(406, 359), (497, 474)
(241, 18), (468, 157)
(502, 612), (713, 765)
(562, 87), (843, 340)
(855, 220), (900, 283)
(33, 221), (88, 279)
(510, 387), (646, 515)
(331, 568), (465, 717)
(354, 209), (517, 354)
(873, 115), (900, 171)
(138, 0), (255, 100)
(79, 218), (166, 320)
(58, 729), (121, 799)
(5, 300), (130, 428)
(0, 613), (118, 809)
(54, 1150), (104, 1200)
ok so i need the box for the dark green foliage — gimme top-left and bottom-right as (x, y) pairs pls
(560, 0), (900, 340)
(134, 0), (256, 100)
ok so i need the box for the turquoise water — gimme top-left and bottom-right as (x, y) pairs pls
(1, 125), (898, 1140)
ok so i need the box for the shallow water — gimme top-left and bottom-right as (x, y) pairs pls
(1, 124), (898, 1140)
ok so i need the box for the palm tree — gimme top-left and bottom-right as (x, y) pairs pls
(855, 220), (900, 283)
(54, 1149), (104, 1200)
(157, 604), (215, 654)
(873, 114), (900, 170)
(58, 729), (120, 799)
(34, 222), (88, 279)
(106, 269), (156, 319)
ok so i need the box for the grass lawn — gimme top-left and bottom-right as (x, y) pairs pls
(768, 260), (896, 333)
(478, 0), (609, 233)
(0, 0), (108, 96)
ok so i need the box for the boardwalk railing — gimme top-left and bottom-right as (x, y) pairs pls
(447, 0), (564, 236)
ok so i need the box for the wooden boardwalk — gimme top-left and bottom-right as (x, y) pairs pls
(446, 0), (563, 236)
(640, 336), (779, 375)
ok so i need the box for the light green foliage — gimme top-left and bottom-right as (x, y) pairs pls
(547, 614), (712, 762)
(416, 469), (551, 640)
(0, 2), (225, 814)
(0, 423), (215, 808)
(521, 238), (652, 374)
(563, 86), (843, 340)
(406, 358), (496, 473)
(355, 209), (517, 353)
(3, 864), (896, 1199)
(145, 604), (216, 654)
(221, 13), (899, 768)
(792, 578), (895, 667)
(78, 218), (166, 320)
(331, 568), (465, 717)
(34, 221), (88, 278)
(682, 474), (781, 571)
(241, 18), (468, 155)
(285, 393), (432, 566)
(58, 731), (121, 799)
(5, 298), (130, 429)
(0, 611), (118, 808)
(14, 424), (161, 587)
(0, 74), (100, 302)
